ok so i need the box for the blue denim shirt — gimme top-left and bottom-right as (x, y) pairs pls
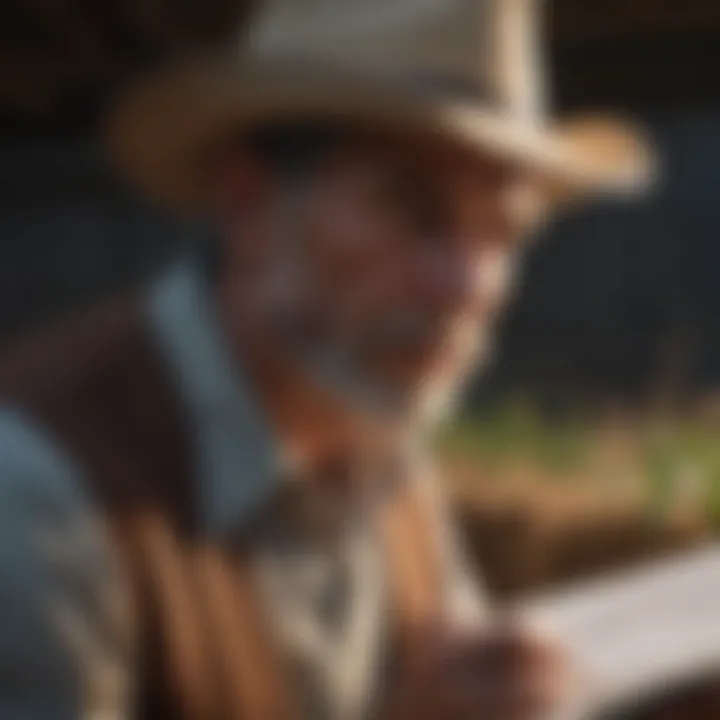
(0, 259), (484, 720)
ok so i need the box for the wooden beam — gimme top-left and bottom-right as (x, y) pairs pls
(553, 29), (720, 110)
(0, 0), (257, 129)
(552, 0), (720, 41)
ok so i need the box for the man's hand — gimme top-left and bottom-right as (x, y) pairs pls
(383, 619), (574, 720)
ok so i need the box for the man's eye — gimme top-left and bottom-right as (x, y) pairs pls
(397, 188), (449, 238)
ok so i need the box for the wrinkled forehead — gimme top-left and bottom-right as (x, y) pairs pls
(300, 131), (537, 238)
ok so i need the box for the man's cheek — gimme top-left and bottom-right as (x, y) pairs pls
(472, 249), (518, 315)
(309, 190), (381, 254)
(441, 320), (493, 374)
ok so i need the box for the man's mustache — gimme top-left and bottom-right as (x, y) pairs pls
(357, 313), (479, 356)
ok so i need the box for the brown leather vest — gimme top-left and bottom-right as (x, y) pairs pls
(0, 298), (443, 720)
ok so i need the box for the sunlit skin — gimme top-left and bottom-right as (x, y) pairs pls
(210, 131), (525, 466)
(304, 144), (517, 383)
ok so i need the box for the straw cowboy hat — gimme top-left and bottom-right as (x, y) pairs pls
(106, 0), (656, 212)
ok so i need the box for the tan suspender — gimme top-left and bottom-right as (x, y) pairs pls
(128, 474), (443, 720)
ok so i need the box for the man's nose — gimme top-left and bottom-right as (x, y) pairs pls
(412, 251), (471, 313)
(418, 247), (514, 315)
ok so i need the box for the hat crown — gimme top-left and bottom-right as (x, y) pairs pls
(248, 0), (548, 122)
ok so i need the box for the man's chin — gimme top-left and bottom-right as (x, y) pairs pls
(391, 354), (486, 427)
(373, 355), (466, 395)
(369, 368), (467, 427)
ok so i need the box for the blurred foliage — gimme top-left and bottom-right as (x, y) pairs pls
(437, 399), (592, 475)
(437, 399), (720, 530)
(641, 421), (720, 527)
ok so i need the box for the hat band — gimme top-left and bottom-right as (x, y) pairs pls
(401, 72), (501, 106)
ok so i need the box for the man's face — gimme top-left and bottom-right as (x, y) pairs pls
(223, 134), (526, 421)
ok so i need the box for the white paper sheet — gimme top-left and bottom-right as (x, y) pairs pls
(519, 545), (720, 716)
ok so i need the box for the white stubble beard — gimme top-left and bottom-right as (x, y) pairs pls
(252, 215), (502, 434)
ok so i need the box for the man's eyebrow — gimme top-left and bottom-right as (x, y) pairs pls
(245, 122), (359, 177)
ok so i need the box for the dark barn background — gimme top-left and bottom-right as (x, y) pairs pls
(1, 0), (720, 413)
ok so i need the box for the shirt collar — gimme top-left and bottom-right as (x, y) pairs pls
(145, 257), (283, 535)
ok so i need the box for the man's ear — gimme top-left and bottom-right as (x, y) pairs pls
(208, 146), (271, 220)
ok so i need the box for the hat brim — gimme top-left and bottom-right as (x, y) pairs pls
(106, 56), (657, 213)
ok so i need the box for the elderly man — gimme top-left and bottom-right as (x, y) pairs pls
(0, 0), (652, 718)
